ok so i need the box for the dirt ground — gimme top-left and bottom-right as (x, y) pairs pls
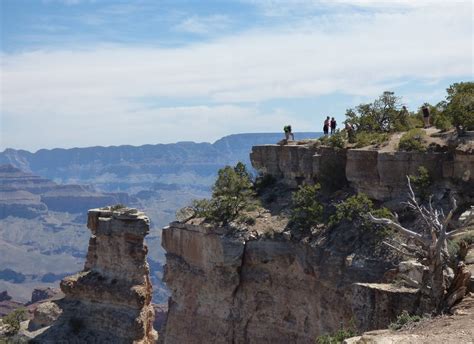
(348, 295), (474, 343)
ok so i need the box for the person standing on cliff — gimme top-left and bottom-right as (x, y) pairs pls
(422, 105), (431, 128)
(284, 125), (295, 141)
(330, 117), (337, 135)
(323, 116), (330, 136)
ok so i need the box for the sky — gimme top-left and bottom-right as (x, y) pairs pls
(0, 0), (472, 151)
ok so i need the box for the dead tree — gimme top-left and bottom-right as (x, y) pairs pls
(369, 177), (472, 313)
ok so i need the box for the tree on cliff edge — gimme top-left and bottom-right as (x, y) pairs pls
(191, 162), (255, 225)
(369, 178), (472, 313)
(443, 82), (474, 135)
(345, 91), (410, 132)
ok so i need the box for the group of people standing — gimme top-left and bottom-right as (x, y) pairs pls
(283, 116), (338, 142)
(323, 116), (337, 136)
(283, 104), (430, 142)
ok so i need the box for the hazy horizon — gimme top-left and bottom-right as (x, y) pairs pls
(0, 131), (324, 154)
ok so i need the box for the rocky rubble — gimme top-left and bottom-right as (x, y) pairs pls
(30, 207), (157, 343)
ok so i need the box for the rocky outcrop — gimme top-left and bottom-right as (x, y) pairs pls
(0, 291), (23, 317)
(29, 287), (62, 304)
(161, 222), (418, 343)
(33, 207), (157, 343)
(250, 144), (473, 200)
(28, 301), (62, 331)
(0, 291), (11, 302)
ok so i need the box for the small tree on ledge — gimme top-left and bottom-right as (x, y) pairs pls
(369, 177), (472, 313)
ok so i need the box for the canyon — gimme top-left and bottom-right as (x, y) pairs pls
(0, 133), (318, 302)
(1, 133), (473, 343)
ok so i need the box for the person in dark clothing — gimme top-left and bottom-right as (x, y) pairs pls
(323, 116), (330, 135)
(422, 106), (431, 128)
(330, 117), (337, 134)
(283, 125), (294, 141)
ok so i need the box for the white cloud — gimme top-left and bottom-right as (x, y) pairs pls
(42, 0), (96, 5)
(1, 1), (472, 150)
(174, 15), (232, 35)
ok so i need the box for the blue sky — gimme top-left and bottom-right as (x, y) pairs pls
(1, 0), (472, 151)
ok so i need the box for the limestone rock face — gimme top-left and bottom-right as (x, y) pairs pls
(250, 144), (473, 201)
(34, 207), (157, 343)
(161, 223), (415, 344)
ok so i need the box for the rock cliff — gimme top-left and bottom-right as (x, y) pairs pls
(161, 222), (419, 343)
(32, 207), (157, 343)
(161, 139), (473, 343)
(250, 143), (473, 201)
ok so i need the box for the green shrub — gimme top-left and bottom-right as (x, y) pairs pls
(447, 231), (474, 259)
(328, 130), (346, 148)
(409, 166), (432, 201)
(330, 193), (392, 234)
(398, 128), (426, 152)
(443, 82), (474, 134)
(238, 214), (256, 226)
(407, 114), (424, 129)
(345, 91), (410, 132)
(318, 135), (329, 145)
(289, 184), (323, 230)
(433, 113), (452, 132)
(316, 320), (357, 344)
(353, 131), (389, 148)
(319, 130), (346, 148)
(316, 328), (357, 344)
(192, 162), (256, 225)
(389, 310), (422, 330)
(2, 308), (27, 335)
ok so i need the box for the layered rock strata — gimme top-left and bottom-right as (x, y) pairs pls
(250, 144), (474, 200)
(161, 222), (417, 344)
(33, 207), (157, 343)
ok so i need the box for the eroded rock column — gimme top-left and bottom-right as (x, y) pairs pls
(34, 207), (157, 343)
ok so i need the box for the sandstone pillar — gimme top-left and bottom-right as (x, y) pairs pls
(34, 207), (157, 343)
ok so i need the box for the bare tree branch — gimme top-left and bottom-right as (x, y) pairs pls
(443, 196), (458, 227)
(447, 229), (473, 239)
(382, 241), (418, 258)
(368, 213), (427, 245)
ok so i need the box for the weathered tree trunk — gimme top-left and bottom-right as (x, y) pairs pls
(369, 177), (472, 314)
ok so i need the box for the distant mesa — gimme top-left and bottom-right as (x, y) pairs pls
(0, 164), (128, 218)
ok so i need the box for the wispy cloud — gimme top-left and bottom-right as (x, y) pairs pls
(42, 0), (96, 5)
(174, 15), (232, 35)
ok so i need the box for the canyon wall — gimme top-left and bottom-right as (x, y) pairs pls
(250, 144), (474, 201)
(161, 222), (419, 344)
(161, 141), (473, 343)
